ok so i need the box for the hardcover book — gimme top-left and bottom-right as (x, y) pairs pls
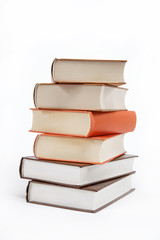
(26, 173), (135, 213)
(51, 59), (127, 85)
(34, 84), (127, 111)
(20, 154), (137, 187)
(30, 109), (136, 137)
(33, 133), (125, 164)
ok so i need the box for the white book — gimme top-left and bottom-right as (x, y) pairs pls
(26, 174), (135, 213)
(34, 84), (127, 111)
(20, 154), (137, 187)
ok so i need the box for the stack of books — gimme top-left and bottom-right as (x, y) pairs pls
(20, 59), (137, 213)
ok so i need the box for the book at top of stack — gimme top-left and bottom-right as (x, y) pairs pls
(51, 58), (127, 85)
(20, 58), (137, 213)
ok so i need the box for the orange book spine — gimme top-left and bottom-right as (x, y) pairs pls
(87, 111), (136, 137)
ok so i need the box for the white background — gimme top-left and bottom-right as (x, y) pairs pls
(0, 0), (160, 239)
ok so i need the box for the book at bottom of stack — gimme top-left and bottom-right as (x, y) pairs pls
(20, 154), (137, 213)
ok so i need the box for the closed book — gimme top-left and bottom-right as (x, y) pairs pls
(20, 154), (137, 187)
(34, 84), (127, 111)
(33, 134), (125, 164)
(30, 109), (136, 137)
(51, 59), (127, 85)
(26, 173), (135, 213)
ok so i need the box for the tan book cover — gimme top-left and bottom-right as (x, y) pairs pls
(51, 58), (127, 85)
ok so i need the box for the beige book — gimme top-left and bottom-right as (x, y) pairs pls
(34, 84), (127, 111)
(33, 134), (125, 164)
(51, 59), (127, 85)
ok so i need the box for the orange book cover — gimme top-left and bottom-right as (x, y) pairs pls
(30, 109), (136, 137)
(88, 110), (136, 136)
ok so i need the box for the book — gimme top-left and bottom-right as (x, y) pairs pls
(20, 154), (137, 187)
(34, 84), (127, 111)
(26, 173), (135, 213)
(51, 59), (127, 85)
(33, 134), (125, 164)
(30, 109), (136, 137)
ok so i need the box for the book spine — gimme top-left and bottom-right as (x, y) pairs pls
(33, 84), (39, 108)
(51, 58), (57, 82)
(33, 135), (40, 158)
(19, 157), (24, 178)
(26, 181), (31, 203)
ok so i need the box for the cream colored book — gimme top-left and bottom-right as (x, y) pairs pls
(51, 59), (127, 85)
(34, 84), (127, 111)
(33, 134), (125, 164)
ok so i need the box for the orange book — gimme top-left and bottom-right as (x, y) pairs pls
(33, 133), (126, 164)
(30, 109), (136, 137)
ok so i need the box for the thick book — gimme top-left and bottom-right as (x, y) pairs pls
(51, 59), (127, 85)
(30, 109), (136, 137)
(33, 134), (125, 164)
(34, 84), (127, 111)
(26, 173), (135, 213)
(20, 154), (137, 187)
